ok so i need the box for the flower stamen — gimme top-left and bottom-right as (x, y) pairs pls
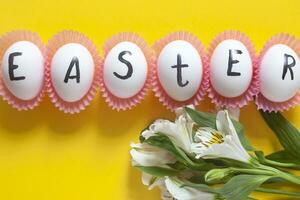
(196, 128), (225, 148)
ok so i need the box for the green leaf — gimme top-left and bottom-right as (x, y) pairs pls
(267, 150), (300, 165)
(135, 166), (179, 177)
(184, 107), (254, 151)
(256, 187), (300, 197)
(143, 134), (185, 163)
(260, 111), (300, 159)
(254, 150), (300, 170)
(139, 122), (153, 143)
(188, 175), (206, 184)
(254, 151), (266, 163)
(139, 134), (145, 143)
(218, 175), (271, 200)
(184, 107), (216, 127)
(143, 134), (212, 170)
(168, 161), (187, 171)
(172, 177), (217, 194)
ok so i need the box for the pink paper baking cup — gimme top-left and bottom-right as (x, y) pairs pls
(100, 32), (154, 111)
(0, 30), (46, 111)
(256, 34), (300, 112)
(46, 30), (101, 114)
(208, 30), (259, 108)
(152, 31), (209, 111)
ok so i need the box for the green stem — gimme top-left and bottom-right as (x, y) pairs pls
(258, 164), (300, 185)
(277, 171), (300, 185)
(229, 167), (275, 176)
(264, 159), (300, 170)
(256, 187), (300, 196)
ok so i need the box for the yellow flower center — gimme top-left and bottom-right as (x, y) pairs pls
(202, 131), (224, 147)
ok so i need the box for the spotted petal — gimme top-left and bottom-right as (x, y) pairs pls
(192, 126), (250, 163)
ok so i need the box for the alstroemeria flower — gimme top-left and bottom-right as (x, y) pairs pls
(141, 106), (195, 153)
(142, 174), (216, 200)
(191, 110), (251, 163)
(130, 143), (176, 167)
(164, 177), (216, 200)
(142, 173), (173, 200)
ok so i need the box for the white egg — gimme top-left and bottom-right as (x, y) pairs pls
(1, 41), (44, 100)
(50, 43), (95, 102)
(210, 39), (253, 98)
(103, 41), (148, 98)
(157, 40), (203, 101)
(260, 44), (300, 102)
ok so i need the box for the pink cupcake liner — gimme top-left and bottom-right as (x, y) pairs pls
(207, 30), (259, 109)
(0, 30), (46, 111)
(46, 30), (101, 114)
(100, 33), (154, 111)
(152, 31), (209, 111)
(256, 34), (300, 112)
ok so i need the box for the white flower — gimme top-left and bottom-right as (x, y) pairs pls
(141, 107), (194, 153)
(164, 177), (215, 200)
(191, 110), (251, 163)
(142, 174), (215, 200)
(142, 173), (173, 200)
(142, 173), (164, 190)
(130, 143), (176, 167)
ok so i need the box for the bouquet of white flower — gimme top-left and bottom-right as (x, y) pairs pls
(130, 106), (300, 200)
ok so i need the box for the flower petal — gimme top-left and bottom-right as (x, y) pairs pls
(160, 186), (173, 200)
(148, 117), (193, 153)
(216, 110), (242, 148)
(175, 105), (195, 118)
(142, 173), (165, 190)
(192, 138), (250, 163)
(141, 174), (173, 200)
(216, 106), (240, 121)
(165, 178), (215, 200)
(130, 143), (176, 166)
(141, 129), (156, 140)
(175, 115), (194, 152)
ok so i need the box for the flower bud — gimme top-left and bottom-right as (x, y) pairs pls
(205, 168), (233, 184)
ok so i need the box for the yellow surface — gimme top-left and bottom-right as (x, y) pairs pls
(0, 0), (299, 199)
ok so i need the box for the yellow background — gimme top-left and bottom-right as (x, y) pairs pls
(0, 0), (299, 199)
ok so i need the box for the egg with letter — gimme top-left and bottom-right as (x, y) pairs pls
(256, 34), (300, 112)
(152, 32), (208, 110)
(0, 31), (46, 110)
(46, 31), (100, 114)
(208, 31), (258, 108)
(101, 33), (153, 111)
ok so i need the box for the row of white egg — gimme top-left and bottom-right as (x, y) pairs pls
(0, 30), (299, 113)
